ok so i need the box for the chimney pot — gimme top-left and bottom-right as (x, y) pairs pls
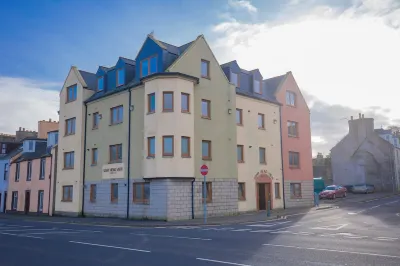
(362, 114), (364, 118)
(23, 128), (25, 131)
(351, 116), (353, 120)
(49, 118), (52, 122)
(19, 127), (21, 131)
(359, 113), (361, 119)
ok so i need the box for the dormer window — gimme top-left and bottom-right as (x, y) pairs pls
(254, 79), (261, 94)
(140, 55), (157, 78)
(98, 76), (104, 91)
(231, 72), (239, 87)
(28, 141), (34, 151)
(116, 69), (125, 87)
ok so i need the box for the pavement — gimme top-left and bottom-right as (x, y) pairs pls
(1, 192), (399, 266)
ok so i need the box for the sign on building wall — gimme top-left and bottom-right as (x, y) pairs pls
(102, 163), (124, 179)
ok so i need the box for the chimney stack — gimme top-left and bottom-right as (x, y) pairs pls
(358, 113), (361, 119)
(23, 128), (25, 131)
(49, 118), (52, 122)
(19, 127), (21, 131)
(362, 114), (364, 118)
(351, 116), (353, 120)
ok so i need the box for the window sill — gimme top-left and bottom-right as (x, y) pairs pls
(110, 122), (123, 126)
(61, 200), (72, 202)
(111, 200), (118, 204)
(162, 110), (174, 113)
(239, 198), (246, 201)
(201, 76), (211, 80)
(109, 161), (122, 164)
(92, 127), (98, 130)
(290, 196), (302, 199)
(237, 123), (243, 126)
(91, 164), (97, 167)
(39, 178), (45, 180)
(64, 133), (75, 137)
(237, 160), (245, 164)
(258, 127), (266, 130)
(289, 166), (300, 169)
(133, 201), (149, 205)
(201, 116), (211, 120)
(202, 199), (212, 204)
(202, 157), (212, 161)
(116, 84), (124, 87)
(260, 162), (267, 165)
(181, 111), (191, 114)
(181, 155), (191, 158)
(65, 100), (77, 104)
(63, 168), (74, 170)
(162, 155), (174, 158)
(26, 179), (31, 182)
(288, 135), (299, 138)
(147, 111), (155, 115)
(146, 156), (155, 159)
(286, 104), (296, 108)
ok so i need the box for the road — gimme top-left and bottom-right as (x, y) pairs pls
(0, 195), (399, 266)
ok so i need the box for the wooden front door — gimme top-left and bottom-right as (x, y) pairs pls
(24, 191), (30, 214)
(257, 183), (272, 211)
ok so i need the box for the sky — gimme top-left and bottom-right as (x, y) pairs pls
(0, 0), (399, 156)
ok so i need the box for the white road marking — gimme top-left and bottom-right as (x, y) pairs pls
(28, 231), (81, 235)
(292, 232), (314, 236)
(61, 229), (102, 233)
(0, 228), (57, 232)
(263, 243), (400, 259)
(196, 258), (252, 266)
(218, 228), (235, 231)
(250, 230), (273, 233)
(155, 227), (166, 229)
(270, 225), (301, 231)
(131, 233), (211, 241)
(270, 231), (292, 234)
(375, 237), (398, 241)
(386, 200), (400, 205)
(231, 229), (252, 232)
(311, 224), (348, 231)
(246, 221), (291, 227)
(2, 225), (34, 228)
(241, 218), (287, 224)
(0, 232), (43, 239)
(69, 241), (151, 253)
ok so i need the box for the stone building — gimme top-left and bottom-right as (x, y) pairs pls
(331, 114), (398, 191)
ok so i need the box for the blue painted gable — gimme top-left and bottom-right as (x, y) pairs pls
(135, 37), (163, 82)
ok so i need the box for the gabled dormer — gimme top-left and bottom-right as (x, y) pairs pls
(115, 57), (136, 87)
(135, 35), (164, 81)
(221, 60), (241, 88)
(96, 66), (108, 92)
(250, 69), (263, 94)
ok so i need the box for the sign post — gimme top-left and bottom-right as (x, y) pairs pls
(200, 165), (209, 224)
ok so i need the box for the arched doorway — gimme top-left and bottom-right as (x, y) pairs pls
(254, 171), (273, 210)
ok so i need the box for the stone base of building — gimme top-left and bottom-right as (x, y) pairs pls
(53, 211), (81, 217)
(284, 180), (314, 208)
(83, 177), (238, 221)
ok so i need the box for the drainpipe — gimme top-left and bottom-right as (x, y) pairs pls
(47, 154), (53, 215)
(191, 178), (195, 219)
(81, 103), (88, 217)
(279, 105), (286, 209)
(127, 89), (132, 219)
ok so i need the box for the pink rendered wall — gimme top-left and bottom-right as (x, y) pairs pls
(7, 157), (51, 213)
(276, 73), (313, 182)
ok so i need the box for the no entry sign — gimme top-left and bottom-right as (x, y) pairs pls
(200, 164), (209, 176)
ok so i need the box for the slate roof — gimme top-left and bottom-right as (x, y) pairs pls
(374, 128), (393, 135)
(220, 60), (235, 68)
(119, 57), (136, 66)
(85, 72), (199, 104)
(159, 40), (194, 56)
(0, 146), (22, 160)
(264, 74), (286, 96)
(79, 70), (97, 90)
(13, 142), (49, 163)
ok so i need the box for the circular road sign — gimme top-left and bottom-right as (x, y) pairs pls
(200, 165), (209, 176)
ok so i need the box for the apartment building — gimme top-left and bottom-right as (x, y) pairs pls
(220, 61), (284, 212)
(7, 131), (58, 215)
(0, 147), (22, 213)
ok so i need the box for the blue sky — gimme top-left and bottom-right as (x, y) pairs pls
(0, 0), (279, 83)
(1, 0), (400, 154)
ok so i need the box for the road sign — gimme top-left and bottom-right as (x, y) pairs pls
(200, 165), (209, 176)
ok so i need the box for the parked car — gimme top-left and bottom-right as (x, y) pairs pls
(319, 185), (347, 199)
(352, 184), (375, 194)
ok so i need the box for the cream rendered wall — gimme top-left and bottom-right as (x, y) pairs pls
(236, 95), (283, 211)
(55, 68), (93, 215)
(130, 87), (145, 178)
(85, 91), (130, 182)
(143, 77), (195, 178)
(167, 36), (237, 181)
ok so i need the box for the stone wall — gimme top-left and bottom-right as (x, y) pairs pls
(284, 180), (314, 208)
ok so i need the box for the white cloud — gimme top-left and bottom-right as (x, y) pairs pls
(212, 0), (400, 153)
(0, 77), (59, 135)
(228, 0), (258, 13)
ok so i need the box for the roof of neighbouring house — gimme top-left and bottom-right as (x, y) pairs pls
(264, 74), (287, 96)
(374, 128), (394, 135)
(12, 142), (49, 163)
(0, 146), (22, 160)
(79, 70), (97, 90)
(119, 57), (136, 66)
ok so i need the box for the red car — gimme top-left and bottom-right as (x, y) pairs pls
(319, 185), (347, 199)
